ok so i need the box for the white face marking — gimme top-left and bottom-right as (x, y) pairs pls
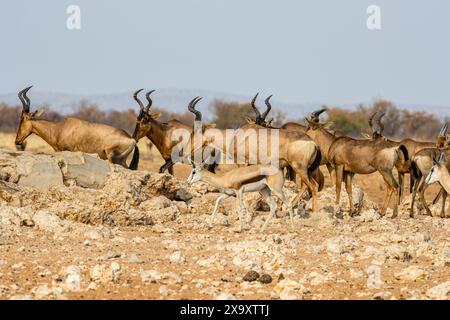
(425, 166), (439, 185)
(186, 165), (203, 184)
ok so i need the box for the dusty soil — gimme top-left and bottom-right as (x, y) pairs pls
(0, 134), (449, 300)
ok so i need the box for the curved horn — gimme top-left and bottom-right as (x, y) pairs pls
(18, 86), (32, 112)
(144, 90), (156, 113)
(375, 112), (386, 130)
(368, 111), (377, 128)
(188, 96), (203, 121)
(310, 108), (327, 120)
(133, 89), (145, 120)
(133, 89), (145, 110)
(250, 93), (261, 120)
(377, 112), (386, 122)
(312, 108), (327, 117)
(439, 122), (448, 136)
(261, 94), (273, 120)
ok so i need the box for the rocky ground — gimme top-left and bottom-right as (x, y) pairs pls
(0, 148), (449, 300)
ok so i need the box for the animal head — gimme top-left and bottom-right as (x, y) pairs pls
(131, 89), (161, 140)
(305, 108), (327, 130)
(425, 151), (447, 185)
(368, 111), (385, 138)
(245, 93), (274, 127)
(186, 159), (208, 185)
(15, 86), (45, 148)
(435, 123), (448, 148)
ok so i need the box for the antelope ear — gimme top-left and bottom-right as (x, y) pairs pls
(246, 118), (255, 124)
(150, 112), (162, 120)
(31, 108), (45, 119)
(361, 132), (372, 139)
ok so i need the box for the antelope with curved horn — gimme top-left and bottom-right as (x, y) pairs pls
(328, 128), (408, 218)
(302, 108), (338, 180)
(365, 112), (442, 202)
(15, 86), (140, 169)
(131, 90), (195, 174)
(187, 159), (293, 232)
(364, 111), (410, 203)
(245, 93), (275, 127)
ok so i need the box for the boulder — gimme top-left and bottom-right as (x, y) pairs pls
(55, 151), (110, 188)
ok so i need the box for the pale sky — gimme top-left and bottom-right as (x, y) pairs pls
(1, 0), (449, 106)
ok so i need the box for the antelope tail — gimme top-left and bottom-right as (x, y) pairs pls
(398, 144), (409, 161)
(410, 160), (420, 180)
(129, 145), (140, 170)
(307, 146), (322, 178)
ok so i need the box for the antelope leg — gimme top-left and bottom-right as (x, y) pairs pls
(410, 175), (422, 218)
(441, 190), (447, 218)
(260, 187), (277, 233)
(418, 180), (432, 216)
(326, 163), (335, 185)
(379, 170), (398, 217)
(335, 165), (344, 205)
(159, 159), (174, 174)
(237, 188), (246, 232)
(210, 194), (230, 227)
(271, 188), (294, 230)
(344, 172), (354, 217)
(290, 183), (308, 210)
(398, 172), (404, 205)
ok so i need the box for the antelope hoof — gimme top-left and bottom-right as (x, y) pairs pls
(391, 212), (398, 219)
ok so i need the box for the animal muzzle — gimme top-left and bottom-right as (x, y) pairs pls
(15, 141), (26, 151)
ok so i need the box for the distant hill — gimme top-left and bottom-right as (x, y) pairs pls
(0, 88), (448, 120)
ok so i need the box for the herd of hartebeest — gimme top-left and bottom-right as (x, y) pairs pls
(11, 86), (450, 232)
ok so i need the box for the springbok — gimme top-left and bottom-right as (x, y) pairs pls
(410, 146), (450, 218)
(187, 160), (293, 232)
(14, 86), (139, 169)
(425, 152), (450, 200)
(328, 132), (408, 218)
